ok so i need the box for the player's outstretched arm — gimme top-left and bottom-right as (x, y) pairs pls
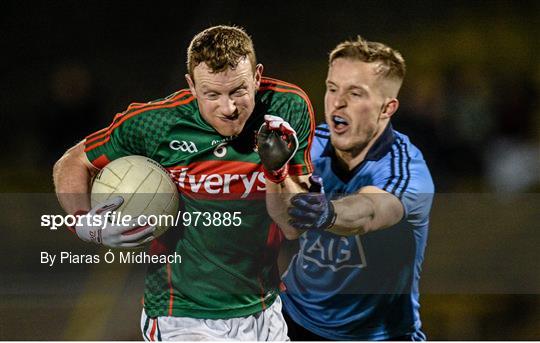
(53, 140), (99, 215)
(288, 184), (404, 236)
(328, 186), (403, 236)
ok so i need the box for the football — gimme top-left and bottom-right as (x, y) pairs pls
(91, 155), (179, 238)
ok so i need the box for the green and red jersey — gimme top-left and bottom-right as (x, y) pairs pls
(84, 77), (315, 319)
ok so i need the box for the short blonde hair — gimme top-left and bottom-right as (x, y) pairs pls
(329, 36), (406, 81)
(187, 25), (257, 79)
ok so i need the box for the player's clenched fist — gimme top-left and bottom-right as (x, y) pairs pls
(288, 175), (336, 231)
(256, 115), (298, 183)
(74, 196), (156, 248)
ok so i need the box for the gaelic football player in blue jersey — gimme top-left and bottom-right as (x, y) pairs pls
(281, 36), (434, 340)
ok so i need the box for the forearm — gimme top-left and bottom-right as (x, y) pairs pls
(328, 187), (404, 236)
(53, 141), (98, 215)
(331, 195), (375, 235)
(266, 175), (310, 240)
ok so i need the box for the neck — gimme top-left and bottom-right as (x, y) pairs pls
(335, 123), (388, 171)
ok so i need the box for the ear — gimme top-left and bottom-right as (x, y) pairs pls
(254, 64), (264, 89)
(185, 74), (197, 97)
(381, 98), (399, 119)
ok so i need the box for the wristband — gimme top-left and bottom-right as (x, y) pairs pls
(263, 164), (288, 184)
(323, 201), (338, 230)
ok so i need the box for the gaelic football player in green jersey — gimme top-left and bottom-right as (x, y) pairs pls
(53, 25), (314, 340)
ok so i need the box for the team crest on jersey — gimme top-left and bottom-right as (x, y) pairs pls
(299, 232), (367, 271)
(169, 140), (198, 153)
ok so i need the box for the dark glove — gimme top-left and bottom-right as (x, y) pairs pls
(256, 115), (298, 183)
(288, 175), (336, 231)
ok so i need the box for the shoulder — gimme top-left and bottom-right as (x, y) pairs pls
(258, 77), (315, 134)
(117, 89), (197, 127)
(392, 131), (424, 160)
(378, 129), (434, 196)
(258, 77), (313, 108)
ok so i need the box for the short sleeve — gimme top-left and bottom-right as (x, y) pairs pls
(373, 138), (434, 223)
(84, 107), (148, 169)
(259, 79), (316, 176)
(288, 94), (315, 175)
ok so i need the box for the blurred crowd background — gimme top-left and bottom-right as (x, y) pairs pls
(1, 0), (539, 340)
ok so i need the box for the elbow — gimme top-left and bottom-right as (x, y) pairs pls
(53, 141), (90, 189)
(53, 145), (76, 180)
(52, 153), (67, 187)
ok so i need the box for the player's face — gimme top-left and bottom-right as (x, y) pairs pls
(325, 58), (393, 155)
(187, 58), (262, 137)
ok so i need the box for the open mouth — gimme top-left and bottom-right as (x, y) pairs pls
(332, 115), (349, 130)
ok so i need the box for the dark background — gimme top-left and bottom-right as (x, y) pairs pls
(1, 0), (539, 340)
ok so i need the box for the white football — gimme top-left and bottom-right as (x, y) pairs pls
(91, 155), (179, 238)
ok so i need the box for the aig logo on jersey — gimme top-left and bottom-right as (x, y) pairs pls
(170, 140), (198, 153)
(299, 231), (367, 271)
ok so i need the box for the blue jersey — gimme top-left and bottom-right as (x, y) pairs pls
(281, 123), (434, 340)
